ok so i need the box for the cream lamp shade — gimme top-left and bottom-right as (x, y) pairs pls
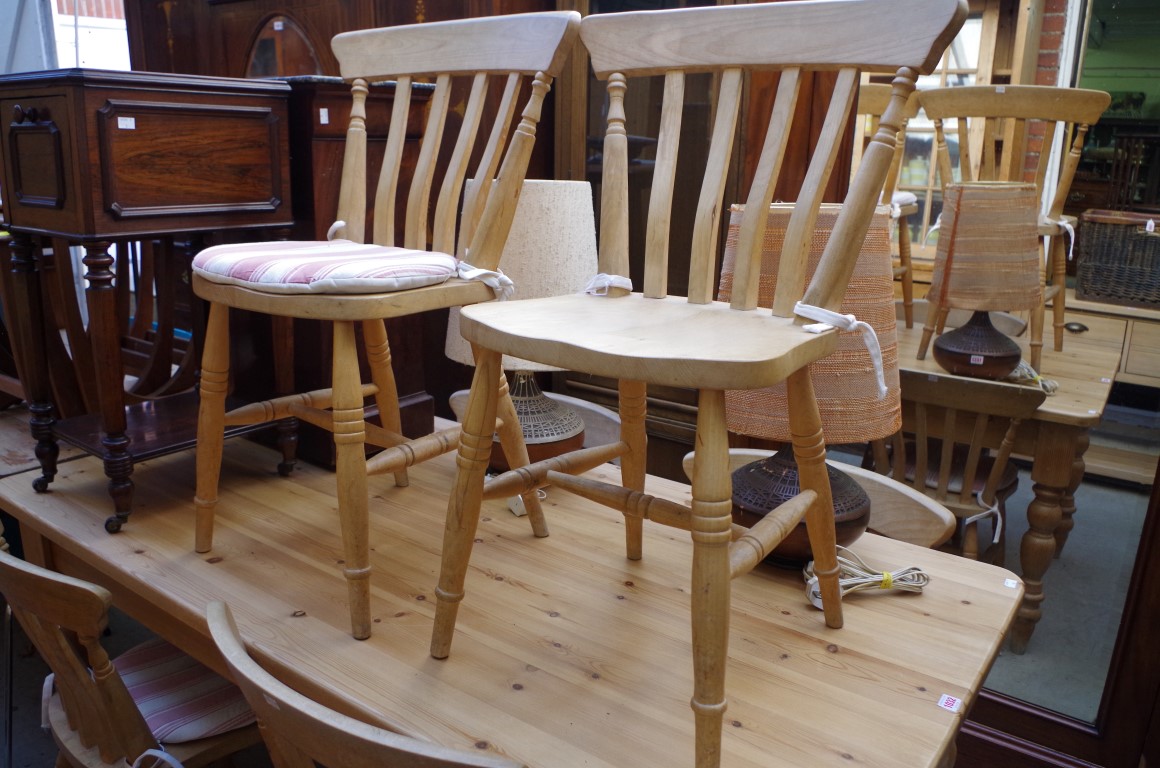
(445, 179), (599, 371)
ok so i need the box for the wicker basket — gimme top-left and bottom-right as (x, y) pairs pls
(1076, 209), (1160, 310)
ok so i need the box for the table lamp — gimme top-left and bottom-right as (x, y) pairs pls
(446, 179), (598, 469)
(917, 181), (1043, 380)
(717, 203), (902, 565)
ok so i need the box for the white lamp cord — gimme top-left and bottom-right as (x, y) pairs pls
(803, 546), (930, 609)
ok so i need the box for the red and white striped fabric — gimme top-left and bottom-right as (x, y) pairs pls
(192, 239), (458, 295)
(114, 637), (256, 743)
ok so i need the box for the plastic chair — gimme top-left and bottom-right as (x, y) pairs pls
(191, 12), (580, 640)
(428, 2), (967, 766)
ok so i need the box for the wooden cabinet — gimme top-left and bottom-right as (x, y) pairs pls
(0, 68), (293, 531)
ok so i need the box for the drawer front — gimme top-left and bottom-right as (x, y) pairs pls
(1124, 320), (1160, 379)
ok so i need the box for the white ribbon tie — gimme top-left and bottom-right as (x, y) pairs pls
(793, 301), (887, 398)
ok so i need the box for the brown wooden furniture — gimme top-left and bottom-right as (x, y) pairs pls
(855, 83), (920, 328)
(895, 311), (1124, 653)
(192, 12), (580, 641)
(917, 85), (1111, 371)
(869, 370), (1046, 563)
(0, 550), (261, 767)
(0, 427), (1022, 768)
(208, 601), (524, 768)
(0, 68), (294, 533)
(429, 4), (966, 766)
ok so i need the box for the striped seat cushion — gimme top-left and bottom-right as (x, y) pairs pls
(193, 240), (458, 295)
(114, 637), (256, 744)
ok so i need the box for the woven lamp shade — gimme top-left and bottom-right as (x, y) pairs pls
(927, 181), (1043, 312)
(718, 203), (901, 445)
(445, 180), (598, 372)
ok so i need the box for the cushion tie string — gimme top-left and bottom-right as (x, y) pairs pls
(41, 673), (54, 733)
(131, 749), (188, 768)
(965, 495), (1003, 546)
(793, 301), (887, 399)
(457, 262), (515, 301)
(1040, 214), (1076, 262)
(326, 220), (346, 241)
(584, 273), (633, 296)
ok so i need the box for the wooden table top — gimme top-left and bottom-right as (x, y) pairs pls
(895, 312), (1126, 428)
(1, 435), (1022, 767)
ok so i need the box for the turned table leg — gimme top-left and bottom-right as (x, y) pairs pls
(8, 233), (59, 493)
(82, 241), (135, 533)
(1009, 421), (1082, 654)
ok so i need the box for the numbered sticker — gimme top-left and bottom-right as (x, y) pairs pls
(1004, 578), (1019, 589)
(117, 116), (136, 130)
(937, 694), (963, 713)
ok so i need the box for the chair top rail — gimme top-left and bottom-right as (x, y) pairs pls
(332, 11), (579, 80)
(581, 0), (967, 78)
(919, 85), (1111, 126)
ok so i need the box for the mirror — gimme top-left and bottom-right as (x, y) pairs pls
(245, 15), (322, 79)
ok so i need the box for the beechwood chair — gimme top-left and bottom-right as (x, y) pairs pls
(207, 602), (524, 768)
(917, 85), (1111, 371)
(190, 13), (580, 641)
(428, 2), (967, 767)
(0, 551), (261, 768)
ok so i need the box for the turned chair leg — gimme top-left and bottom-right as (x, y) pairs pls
(619, 380), (648, 560)
(494, 369), (549, 538)
(689, 389), (733, 768)
(362, 319), (408, 488)
(195, 302), (231, 553)
(431, 349), (503, 660)
(1050, 236), (1068, 353)
(332, 320), (372, 640)
(786, 368), (843, 630)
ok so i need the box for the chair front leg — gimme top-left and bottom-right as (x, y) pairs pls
(194, 302), (230, 553)
(431, 347), (503, 660)
(786, 368), (843, 630)
(689, 388), (733, 768)
(332, 319), (372, 640)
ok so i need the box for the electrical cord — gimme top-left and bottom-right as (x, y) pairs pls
(802, 546), (930, 609)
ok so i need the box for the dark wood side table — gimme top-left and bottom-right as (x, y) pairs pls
(0, 68), (293, 533)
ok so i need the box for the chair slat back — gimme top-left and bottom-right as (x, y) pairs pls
(0, 551), (157, 765)
(921, 85), (1111, 220)
(899, 370), (1045, 508)
(580, 0), (967, 318)
(329, 12), (580, 268)
(207, 602), (525, 768)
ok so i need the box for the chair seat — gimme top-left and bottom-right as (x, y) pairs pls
(113, 636), (256, 743)
(193, 240), (458, 295)
(460, 292), (838, 390)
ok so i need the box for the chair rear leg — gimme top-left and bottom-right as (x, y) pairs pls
(195, 302), (231, 553)
(786, 368), (843, 629)
(689, 388), (733, 768)
(1050, 236), (1067, 352)
(271, 314), (298, 477)
(332, 320), (372, 640)
(619, 380), (648, 560)
(431, 349), (503, 660)
(362, 319), (408, 488)
(494, 370), (548, 538)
